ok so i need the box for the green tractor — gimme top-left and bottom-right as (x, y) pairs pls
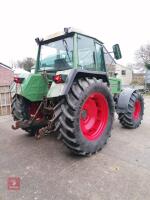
(11, 28), (144, 155)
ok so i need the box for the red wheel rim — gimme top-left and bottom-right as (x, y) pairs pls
(133, 100), (141, 120)
(80, 92), (109, 141)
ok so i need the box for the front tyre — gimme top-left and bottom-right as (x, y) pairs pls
(57, 78), (114, 156)
(118, 91), (144, 128)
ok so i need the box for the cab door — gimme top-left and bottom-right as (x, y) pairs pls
(95, 43), (106, 72)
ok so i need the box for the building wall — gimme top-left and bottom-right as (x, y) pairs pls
(145, 70), (150, 84)
(0, 85), (11, 116)
(115, 64), (132, 86)
(132, 73), (145, 85)
(0, 65), (13, 86)
(0, 65), (13, 115)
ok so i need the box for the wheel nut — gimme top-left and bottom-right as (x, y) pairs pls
(81, 110), (87, 120)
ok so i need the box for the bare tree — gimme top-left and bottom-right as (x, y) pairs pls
(17, 57), (35, 72)
(135, 44), (150, 70)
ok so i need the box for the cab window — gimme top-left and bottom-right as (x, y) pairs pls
(103, 46), (116, 69)
(95, 43), (106, 72)
(77, 35), (96, 70)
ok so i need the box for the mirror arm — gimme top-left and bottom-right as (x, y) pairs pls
(104, 51), (113, 54)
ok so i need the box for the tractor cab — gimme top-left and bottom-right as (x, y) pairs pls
(35, 28), (122, 74)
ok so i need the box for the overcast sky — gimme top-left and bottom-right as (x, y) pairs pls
(0, 0), (150, 66)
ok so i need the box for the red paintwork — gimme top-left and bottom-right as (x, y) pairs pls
(28, 103), (43, 118)
(133, 100), (141, 120)
(80, 92), (109, 141)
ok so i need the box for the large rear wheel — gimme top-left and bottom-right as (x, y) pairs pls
(56, 78), (114, 155)
(11, 95), (41, 135)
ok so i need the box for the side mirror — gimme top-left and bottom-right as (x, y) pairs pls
(113, 44), (122, 60)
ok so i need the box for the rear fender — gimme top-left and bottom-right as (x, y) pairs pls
(47, 69), (109, 98)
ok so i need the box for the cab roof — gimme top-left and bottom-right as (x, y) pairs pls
(40, 28), (103, 45)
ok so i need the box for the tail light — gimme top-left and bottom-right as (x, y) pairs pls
(53, 74), (65, 84)
(14, 77), (24, 84)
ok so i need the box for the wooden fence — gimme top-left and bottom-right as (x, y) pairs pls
(0, 85), (11, 116)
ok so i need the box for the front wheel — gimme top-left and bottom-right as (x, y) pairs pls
(56, 78), (114, 156)
(118, 90), (144, 128)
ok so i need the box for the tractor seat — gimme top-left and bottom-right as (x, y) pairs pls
(54, 58), (71, 70)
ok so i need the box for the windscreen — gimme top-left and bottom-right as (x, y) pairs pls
(39, 37), (73, 71)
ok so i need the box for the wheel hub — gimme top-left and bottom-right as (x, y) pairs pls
(81, 110), (88, 120)
(80, 92), (109, 141)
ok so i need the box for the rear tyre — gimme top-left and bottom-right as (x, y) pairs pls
(57, 78), (114, 155)
(118, 91), (144, 128)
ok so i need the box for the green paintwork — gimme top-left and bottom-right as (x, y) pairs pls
(73, 33), (78, 68)
(20, 74), (49, 101)
(109, 77), (121, 94)
(113, 44), (122, 60)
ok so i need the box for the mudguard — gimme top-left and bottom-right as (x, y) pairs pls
(116, 88), (136, 113)
(47, 69), (109, 98)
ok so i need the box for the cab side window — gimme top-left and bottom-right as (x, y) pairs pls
(103, 46), (116, 74)
(77, 35), (96, 70)
(95, 43), (106, 72)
